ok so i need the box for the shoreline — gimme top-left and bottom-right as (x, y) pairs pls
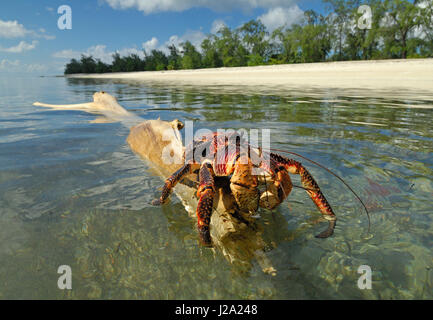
(68, 58), (433, 94)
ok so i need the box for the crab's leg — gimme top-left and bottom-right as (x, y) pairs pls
(196, 162), (216, 246)
(152, 163), (196, 205)
(258, 158), (293, 210)
(270, 153), (337, 238)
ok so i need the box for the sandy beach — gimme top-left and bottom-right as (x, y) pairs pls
(68, 59), (433, 93)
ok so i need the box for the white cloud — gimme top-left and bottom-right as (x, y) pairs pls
(117, 47), (145, 58)
(0, 40), (38, 53)
(0, 59), (20, 69)
(0, 59), (47, 73)
(53, 45), (145, 64)
(258, 5), (304, 32)
(182, 30), (206, 49)
(142, 29), (207, 55)
(52, 49), (80, 59)
(143, 37), (159, 53)
(166, 30), (206, 51)
(103, 0), (297, 14)
(53, 46), (112, 63)
(87, 45), (116, 63)
(140, 36), (174, 55)
(35, 30), (56, 40)
(0, 19), (55, 40)
(26, 63), (46, 72)
(211, 19), (226, 34)
(52, 24), (217, 66)
(0, 20), (28, 38)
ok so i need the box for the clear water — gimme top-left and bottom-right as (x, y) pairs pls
(0, 76), (432, 299)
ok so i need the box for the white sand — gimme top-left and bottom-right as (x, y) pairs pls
(69, 58), (433, 95)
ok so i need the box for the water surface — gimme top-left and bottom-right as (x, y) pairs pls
(0, 76), (432, 299)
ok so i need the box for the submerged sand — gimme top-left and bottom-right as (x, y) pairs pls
(68, 59), (433, 94)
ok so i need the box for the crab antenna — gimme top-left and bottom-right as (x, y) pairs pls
(292, 184), (318, 192)
(265, 147), (371, 233)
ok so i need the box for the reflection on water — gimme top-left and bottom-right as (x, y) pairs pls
(0, 76), (432, 299)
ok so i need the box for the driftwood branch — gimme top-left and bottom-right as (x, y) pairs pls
(34, 91), (277, 275)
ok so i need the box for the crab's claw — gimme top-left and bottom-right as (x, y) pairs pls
(270, 153), (337, 238)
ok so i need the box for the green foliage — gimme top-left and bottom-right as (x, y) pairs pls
(238, 20), (270, 58)
(213, 26), (248, 67)
(124, 54), (144, 72)
(79, 55), (97, 74)
(247, 54), (265, 66)
(323, 0), (355, 60)
(167, 44), (182, 70)
(201, 37), (223, 68)
(147, 49), (168, 71)
(381, 0), (423, 59)
(180, 41), (202, 69)
(419, 0), (433, 56)
(111, 53), (126, 73)
(64, 58), (82, 74)
(64, 0), (433, 75)
(95, 60), (111, 73)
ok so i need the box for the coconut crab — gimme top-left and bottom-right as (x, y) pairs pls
(153, 131), (368, 246)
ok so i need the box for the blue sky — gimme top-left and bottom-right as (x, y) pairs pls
(0, 0), (326, 75)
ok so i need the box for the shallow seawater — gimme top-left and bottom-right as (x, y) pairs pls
(0, 75), (432, 299)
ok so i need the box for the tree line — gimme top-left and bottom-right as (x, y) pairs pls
(64, 0), (433, 74)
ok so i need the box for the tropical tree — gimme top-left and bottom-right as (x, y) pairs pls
(300, 11), (332, 62)
(201, 36), (223, 68)
(95, 59), (111, 73)
(145, 49), (168, 70)
(215, 26), (248, 67)
(238, 19), (270, 65)
(64, 58), (82, 74)
(275, 11), (331, 64)
(323, 0), (356, 60)
(270, 26), (296, 64)
(123, 54), (144, 71)
(167, 44), (182, 70)
(111, 53), (126, 72)
(152, 50), (168, 70)
(418, 0), (433, 56)
(382, 0), (422, 58)
(180, 41), (202, 69)
(79, 55), (97, 73)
